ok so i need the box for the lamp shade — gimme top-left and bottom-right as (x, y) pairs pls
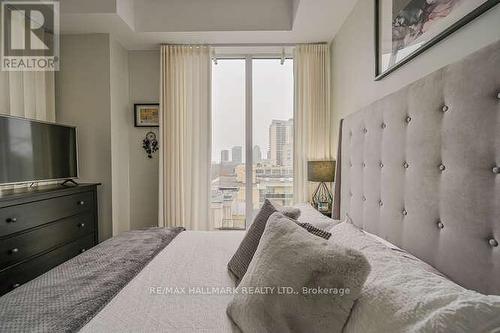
(308, 160), (336, 182)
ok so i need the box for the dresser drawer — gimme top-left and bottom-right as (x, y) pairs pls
(0, 233), (95, 296)
(0, 191), (93, 237)
(0, 213), (94, 270)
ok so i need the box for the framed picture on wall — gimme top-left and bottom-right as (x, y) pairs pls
(375, 0), (499, 80)
(134, 103), (159, 127)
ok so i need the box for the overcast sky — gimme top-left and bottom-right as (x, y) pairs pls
(211, 59), (293, 163)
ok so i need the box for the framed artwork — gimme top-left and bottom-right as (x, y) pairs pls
(134, 103), (159, 127)
(375, 0), (499, 80)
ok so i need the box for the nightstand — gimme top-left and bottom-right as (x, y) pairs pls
(318, 210), (332, 217)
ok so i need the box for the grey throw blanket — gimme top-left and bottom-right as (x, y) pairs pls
(0, 227), (184, 333)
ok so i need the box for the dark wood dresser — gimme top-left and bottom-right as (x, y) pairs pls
(0, 183), (100, 296)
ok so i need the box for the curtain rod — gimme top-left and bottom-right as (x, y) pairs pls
(160, 42), (327, 47)
(211, 43), (323, 47)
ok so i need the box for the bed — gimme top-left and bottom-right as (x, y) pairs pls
(81, 204), (334, 333)
(1, 40), (499, 332)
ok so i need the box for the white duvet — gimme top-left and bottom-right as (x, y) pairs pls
(331, 222), (500, 333)
(80, 231), (244, 333)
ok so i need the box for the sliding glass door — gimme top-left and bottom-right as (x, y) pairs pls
(211, 56), (294, 229)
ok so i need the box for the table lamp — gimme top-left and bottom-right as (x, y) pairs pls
(307, 160), (336, 212)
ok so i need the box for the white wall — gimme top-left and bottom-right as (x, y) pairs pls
(57, 37), (158, 237)
(128, 50), (160, 229)
(110, 38), (131, 235)
(331, 0), (500, 151)
(56, 34), (113, 241)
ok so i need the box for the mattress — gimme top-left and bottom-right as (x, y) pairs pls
(80, 230), (245, 333)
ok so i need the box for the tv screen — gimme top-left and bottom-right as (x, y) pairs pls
(0, 115), (78, 185)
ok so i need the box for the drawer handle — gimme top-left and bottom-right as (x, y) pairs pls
(77, 201), (85, 206)
(78, 223), (85, 228)
(12, 283), (20, 289)
(80, 248), (86, 253)
(6, 217), (17, 223)
(10, 248), (19, 254)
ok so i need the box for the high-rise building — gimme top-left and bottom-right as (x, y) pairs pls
(253, 145), (262, 164)
(269, 119), (293, 166)
(282, 143), (293, 167)
(220, 150), (229, 163)
(231, 146), (242, 164)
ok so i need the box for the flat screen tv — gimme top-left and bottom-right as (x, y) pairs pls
(0, 115), (78, 185)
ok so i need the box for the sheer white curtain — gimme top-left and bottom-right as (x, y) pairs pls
(0, 71), (55, 121)
(0, 25), (55, 122)
(293, 44), (333, 203)
(159, 45), (212, 230)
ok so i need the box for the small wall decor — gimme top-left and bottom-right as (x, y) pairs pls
(134, 103), (159, 127)
(375, 0), (499, 80)
(142, 132), (159, 158)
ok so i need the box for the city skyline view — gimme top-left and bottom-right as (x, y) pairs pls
(211, 59), (294, 163)
(211, 59), (294, 229)
(215, 117), (293, 166)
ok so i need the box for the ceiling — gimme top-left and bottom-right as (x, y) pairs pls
(59, 0), (357, 50)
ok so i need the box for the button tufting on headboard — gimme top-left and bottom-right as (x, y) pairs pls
(334, 41), (500, 295)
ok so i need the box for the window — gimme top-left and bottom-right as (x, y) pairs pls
(211, 56), (294, 229)
(211, 59), (246, 230)
(253, 59), (294, 215)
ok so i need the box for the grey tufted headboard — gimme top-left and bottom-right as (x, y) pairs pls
(333, 40), (500, 295)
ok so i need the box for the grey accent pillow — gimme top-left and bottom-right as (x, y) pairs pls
(227, 213), (371, 333)
(227, 199), (300, 281)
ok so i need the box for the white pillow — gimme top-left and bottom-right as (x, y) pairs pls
(294, 203), (340, 231)
(329, 222), (500, 333)
(227, 213), (371, 333)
